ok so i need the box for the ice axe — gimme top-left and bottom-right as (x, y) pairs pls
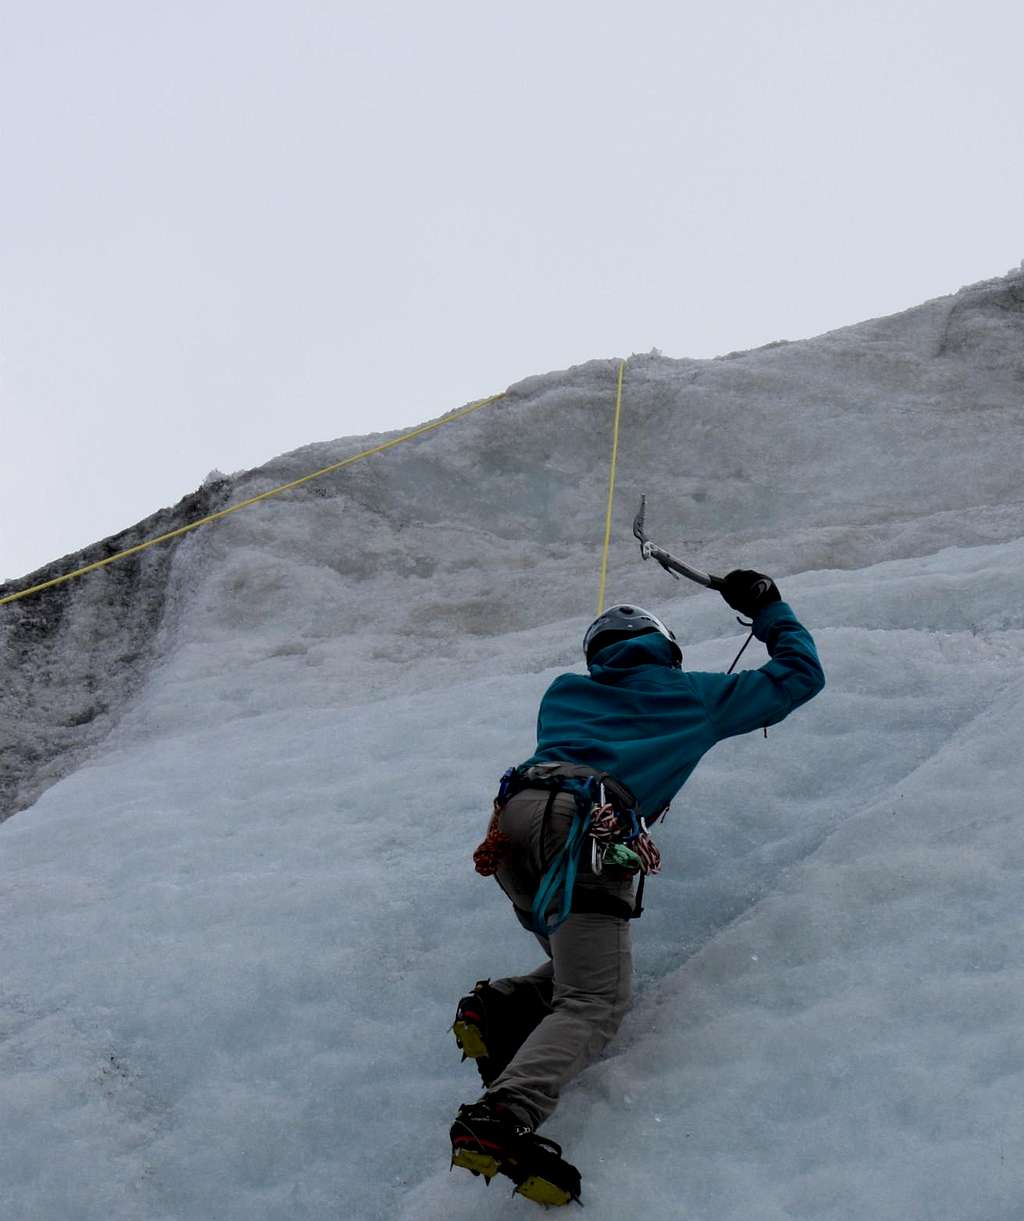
(632, 496), (727, 592)
(633, 497), (775, 679)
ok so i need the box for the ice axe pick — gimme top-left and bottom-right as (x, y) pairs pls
(632, 496), (727, 593)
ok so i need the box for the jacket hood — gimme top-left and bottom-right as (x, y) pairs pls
(587, 631), (679, 679)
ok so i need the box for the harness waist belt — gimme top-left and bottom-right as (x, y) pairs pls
(515, 888), (635, 924)
(512, 761), (639, 816)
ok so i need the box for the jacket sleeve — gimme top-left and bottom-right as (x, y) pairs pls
(691, 601), (825, 741)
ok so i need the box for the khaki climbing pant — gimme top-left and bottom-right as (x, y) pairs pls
(487, 787), (634, 1130)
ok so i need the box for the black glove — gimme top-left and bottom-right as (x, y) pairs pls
(720, 569), (781, 618)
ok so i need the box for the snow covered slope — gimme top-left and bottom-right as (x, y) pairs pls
(2, 270), (1023, 1219)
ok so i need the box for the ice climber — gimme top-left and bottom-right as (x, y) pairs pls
(449, 569), (825, 1206)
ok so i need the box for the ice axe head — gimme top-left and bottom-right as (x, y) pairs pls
(632, 496), (648, 544)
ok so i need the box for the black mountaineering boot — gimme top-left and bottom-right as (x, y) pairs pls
(449, 1098), (583, 1207)
(511, 1136), (584, 1208)
(452, 979), (553, 1088)
(449, 1097), (529, 1183)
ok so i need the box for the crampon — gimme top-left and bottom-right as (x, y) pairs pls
(450, 1099), (582, 1207)
(452, 979), (553, 1088)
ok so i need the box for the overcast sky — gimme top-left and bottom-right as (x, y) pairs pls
(2, 1), (1022, 582)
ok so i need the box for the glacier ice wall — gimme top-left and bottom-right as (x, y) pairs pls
(2, 270), (1024, 1220)
(4, 269), (1022, 820)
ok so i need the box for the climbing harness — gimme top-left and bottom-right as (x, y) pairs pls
(473, 763), (662, 938)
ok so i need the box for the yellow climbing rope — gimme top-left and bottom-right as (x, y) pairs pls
(0, 392), (506, 607)
(596, 359), (627, 616)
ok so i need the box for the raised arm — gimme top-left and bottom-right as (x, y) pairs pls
(692, 572), (825, 741)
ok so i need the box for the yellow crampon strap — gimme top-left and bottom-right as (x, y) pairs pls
(596, 359), (627, 616)
(0, 392), (506, 607)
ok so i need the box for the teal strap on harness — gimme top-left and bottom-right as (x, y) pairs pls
(529, 779), (596, 938)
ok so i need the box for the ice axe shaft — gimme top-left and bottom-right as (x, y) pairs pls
(632, 496), (725, 592)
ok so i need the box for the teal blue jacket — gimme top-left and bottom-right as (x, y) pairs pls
(520, 601), (825, 818)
